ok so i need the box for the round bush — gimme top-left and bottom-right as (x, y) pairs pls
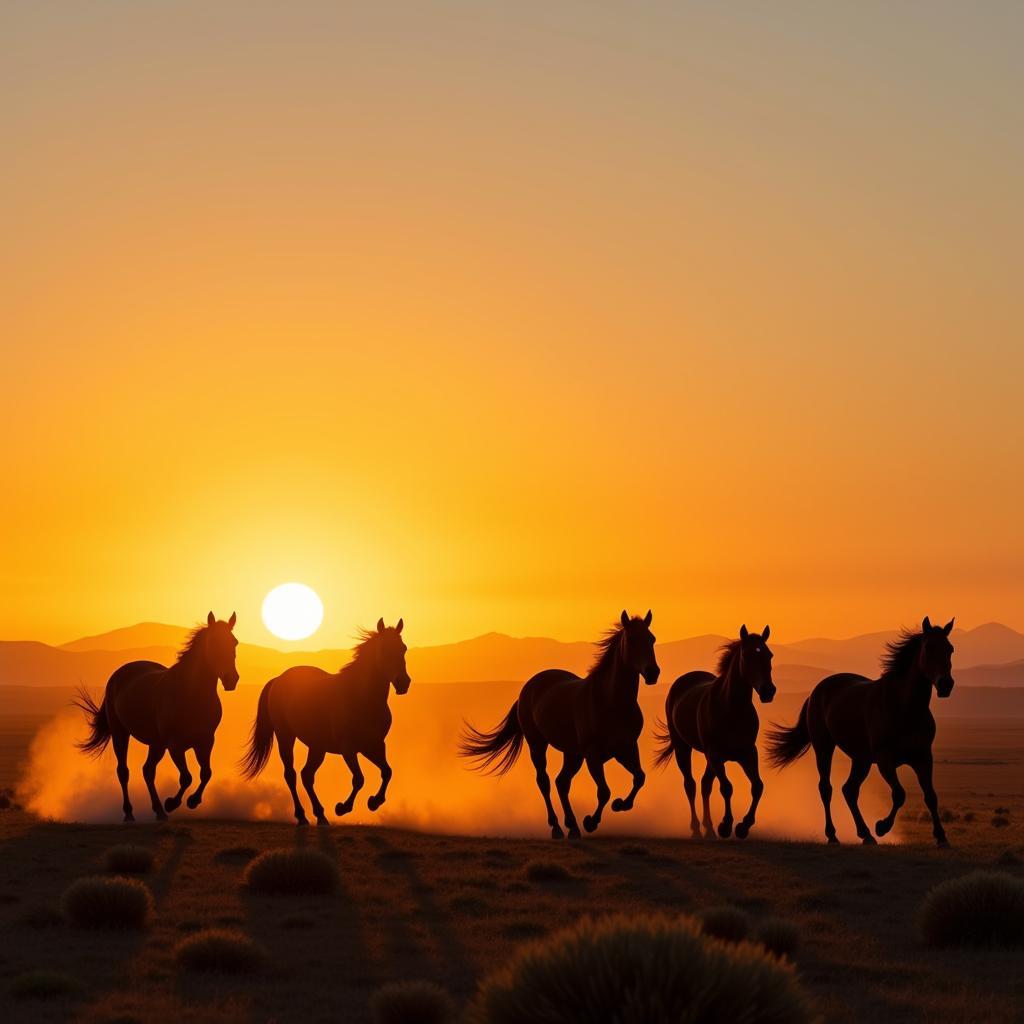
(244, 848), (339, 895)
(371, 980), (454, 1024)
(920, 871), (1024, 948)
(756, 918), (801, 960)
(523, 859), (574, 883)
(175, 929), (267, 974)
(103, 844), (154, 875)
(467, 914), (812, 1024)
(62, 876), (152, 930)
(700, 905), (751, 944)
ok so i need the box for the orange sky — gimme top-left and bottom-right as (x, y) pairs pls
(3, 4), (1022, 648)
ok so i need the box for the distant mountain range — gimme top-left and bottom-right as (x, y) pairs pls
(0, 621), (1022, 693)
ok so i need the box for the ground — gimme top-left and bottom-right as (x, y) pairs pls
(0, 807), (1022, 1023)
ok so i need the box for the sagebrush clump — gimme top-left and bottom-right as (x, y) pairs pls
(61, 876), (152, 930)
(756, 917), (801, 960)
(174, 929), (268, 973)
(919, 871), (1024, 948)
(103, 844), (154, 875)
(467, 913), (812, 1023)
(700, 905), (751, 944)
(244, 848), (339, 894)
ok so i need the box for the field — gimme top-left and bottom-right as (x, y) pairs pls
(0, 698), (1022, 1022)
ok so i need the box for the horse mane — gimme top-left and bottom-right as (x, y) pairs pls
(716, 639), (741, 677)
(588, 623), (625, 677)
(175, 624), (208, 664)
(337, 628), (383, 679)
(880, 628), (923, 678)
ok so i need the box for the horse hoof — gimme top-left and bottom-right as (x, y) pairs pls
(367, 795), (383, 812)
(154, 812), (168, 822)
(123, 813), (135, 823)
(186, 795), (201, 810)
(316, 816), (330, 828)
(717, 821), (733, 839)
(936, 837), (950, 849)
(861, 835), (877, 846)
(826, 835), (840, 845)
(703, 828), (716, 839)
(551, 825), (564, 840)
(875, 819), (891, 837)
(334, 803), (350, 817)
(296, 817), (309, 827)
(582, 815), (598, 833)
(567, 827), (581, 841)
(735, 822), (750, 839)
(611, 798), (625, 812)
(164, 797), (180, 813)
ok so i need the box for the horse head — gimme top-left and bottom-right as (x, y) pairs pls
(738, 623), (775, 703)
(205, 611), (240, 690)
(920, 616), (955, 698)
(375, 617), (411, 695)
(619, 609), (660, 685)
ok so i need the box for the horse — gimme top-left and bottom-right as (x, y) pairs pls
(239, 618), (410, 826)
(459, 611), (660, 839)
(765, 616), (955, 847)
(653, 624), (776, 840)
(75, 612), (240, 821)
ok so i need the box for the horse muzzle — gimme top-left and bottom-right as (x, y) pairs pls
(221, 673), (240, 691)
(935, 677), (954, 698)
(394, 674), (412, 695)
(643, 665), (661, 685)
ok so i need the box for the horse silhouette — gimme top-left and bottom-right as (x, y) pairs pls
(766, 616), (955, 846)
(459, 611), (660, 839)
(75, 612), (240, 821)
(239, 618), (409, 826)
(653, 625), (775, 839)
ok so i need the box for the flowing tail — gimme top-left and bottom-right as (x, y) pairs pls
(764, 698), (811, 769)
(651, 717), (676, 770)
(74, 687), (111, 757)
(458, 701), (524, 775)
(239, 681), (275, 779)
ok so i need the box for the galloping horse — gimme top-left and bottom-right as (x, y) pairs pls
(459, 611), (660, 839)
(240, 618), (410, 826)
(766, 617), (955, 846)
(76, 612), (240, 821)
(653, 625), (775, 839)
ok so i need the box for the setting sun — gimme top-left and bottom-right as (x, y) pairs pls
(261, 583), (324, 642)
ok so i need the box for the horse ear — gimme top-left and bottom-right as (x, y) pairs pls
(377, 617), (386, 633)
(644, 609), (652, 627)
(762, 624), (770, 640)
(620, 610), (629, 628)
(740, 624), (748, 640)
(396, 617), (404, 634)
(943, 617), (955, 635)
(207, 611), (216, 627)
(922, 616), (932, 632)
(228, 611), (237, 629)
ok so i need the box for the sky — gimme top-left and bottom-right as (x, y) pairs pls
(3, 2), (1022, 649)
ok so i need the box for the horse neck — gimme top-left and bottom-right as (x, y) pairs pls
(343, 656), (391, 706)
(591, 649), (639, 708)
(170, 651), (219, 697)
(716, 655), (752, 707)
(884, 666), (932, 717)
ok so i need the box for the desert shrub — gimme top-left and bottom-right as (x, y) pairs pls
(10, 970), (79, 1000)
(371, 980), (454, 1024)
(996, 849), (1022, 866)
(103, 844), (154, 875)
(756, 918), (801, 960)
(244, 848), (339, 895)
(467, 914), (812, 1024)
(992, 816), (1010, 828)
(995, 806), (1010, 815)
(618, 843), (650, 857)
(174, 929), (267, 974)
(62, 876), (152, 930)
(962, 811), (976, 822)
(215, 845), (259, 865)
(700, 905), (751, 944)
(523, 859), (574, 883)
(939, 809), (958, 823)
(920, 871), (1024, 948)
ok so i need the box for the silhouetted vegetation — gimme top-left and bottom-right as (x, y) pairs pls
(9, 970), (79, 1000)
(992, 815), (1010, 828)
(214, 844), (259, 865)
(371, 980), (454, 1024)
(467, 913), (812, 1023)
(755, 918), (801, 960)
(61, 876), (152, 929)
(920, 871), (1024, 948)
(103, 843), (154, 874)
(700, 905), (751, 943)
(174, 928), (268, 973)
(243, 848), (339, 894)
(523, 859), (574, 883)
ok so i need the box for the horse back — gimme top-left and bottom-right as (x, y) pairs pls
(105, 661), (169, 744)
(665, 672), (715, 750)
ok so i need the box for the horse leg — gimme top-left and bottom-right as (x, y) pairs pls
(582, 754), (611, 834)
(362, 742), (392, 811)
(814, 741), (839, 844)
(715, 762), (735, 838)
(555, 752), (583, 840)
(528, 741), (562, 839)
(699, 761), (716, 838)
(673, 743), (701, 837)
(874, 758), (906, 838)
(910, 752), (948, 847)
(611, 742), (646, 813)
(841, 758), (877, 844)
(334, 750), (364, 816)
(112, 730), (133, 823)
(186, 738), (214, 809)
(164, 746), (193, 813)
(141, 744), (168, 821)
(277, 733), (308, 825)
(300, 747), (329, 826)
(734, 748), (764, 839)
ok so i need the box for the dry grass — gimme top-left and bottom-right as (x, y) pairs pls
(174, 928), (268, 974)
(700, 904), (751, 943)
(102, 844), (154, 875)
(523, 859), (574, 883)
(61, 875), (152, 930)
(919, 871), (1024, 948)
(243, 848), (339, 894)
(755, 917), (801, 960)
(370, 980), (454, 1024)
